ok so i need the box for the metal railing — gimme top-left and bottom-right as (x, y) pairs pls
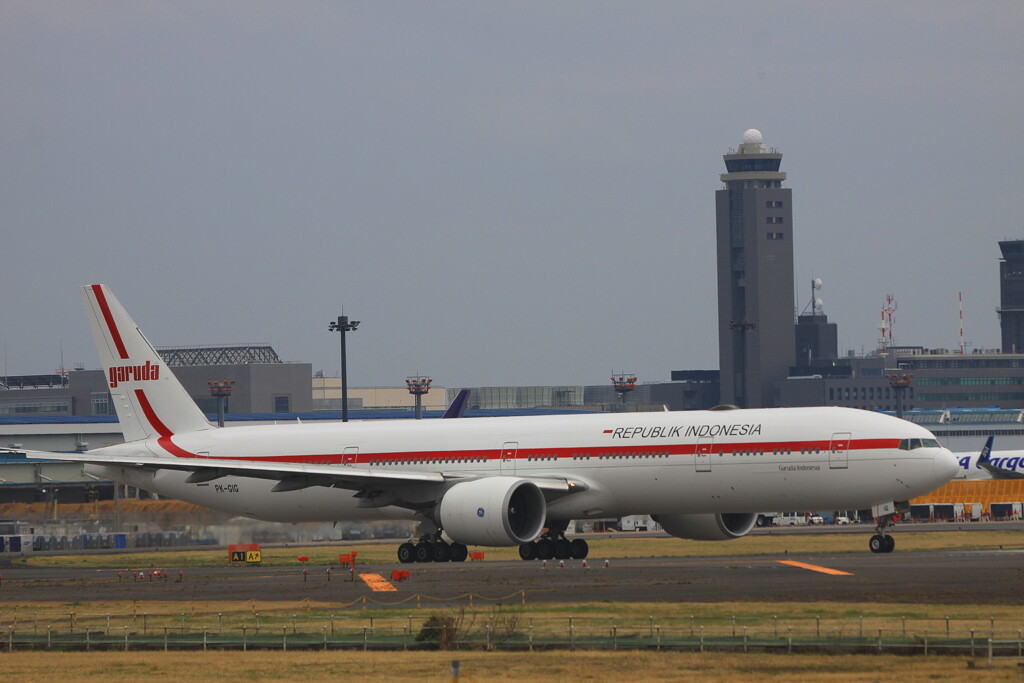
(1, 608), (1022, 655)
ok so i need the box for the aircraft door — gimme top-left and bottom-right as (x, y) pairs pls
(695, 437), (713, 472)
(343, 446), (359, 465)
(500, 442), (518, 475)
(829, 433), (850, 470)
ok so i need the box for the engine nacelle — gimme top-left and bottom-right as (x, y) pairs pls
(653, 512), (757, 541)
(437, 477), (546, 546)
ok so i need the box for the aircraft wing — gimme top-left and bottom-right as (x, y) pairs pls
(0, 447), (78, 461)
(20, 450), (579, 496)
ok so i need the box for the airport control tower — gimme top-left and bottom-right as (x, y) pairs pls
(716, 129), (795, 408)
(997, 240), (1024, 353)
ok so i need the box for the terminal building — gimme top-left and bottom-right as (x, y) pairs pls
(0, 344), (312, 418)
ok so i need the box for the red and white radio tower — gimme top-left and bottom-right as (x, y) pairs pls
(878, 294), (897, 354)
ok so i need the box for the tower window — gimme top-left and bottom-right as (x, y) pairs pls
(766, 216), (784, 224)
(765, 200), (784, 208)
(766, 232), (785, 240)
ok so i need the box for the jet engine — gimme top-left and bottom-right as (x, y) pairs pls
(653, 512), (757, 541)
(437, 477), (546, 546)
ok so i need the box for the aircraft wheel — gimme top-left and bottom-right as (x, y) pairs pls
(449, 543), (468, 562)
(868, 535), (885, 554)
(570, 538), (589, 560)
(397, 542), (416, 564)
(553, 538), (572, 560)
(519, 542), (536, 561)
(431, 541), (451, 563)
(535, 538), (554, 560)
(883, 535), (896, 553)
(415, 542), (433, 563)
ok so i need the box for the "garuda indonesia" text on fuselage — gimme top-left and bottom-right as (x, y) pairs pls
(608, 424), (763, 439)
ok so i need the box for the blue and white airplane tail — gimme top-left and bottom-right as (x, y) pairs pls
(82, 284), (212, 443)
(976, 436), (1024, 480)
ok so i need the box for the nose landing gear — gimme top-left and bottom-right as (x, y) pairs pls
(868, 514), (897, 554)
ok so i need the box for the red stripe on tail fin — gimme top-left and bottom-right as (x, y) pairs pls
(92, 284), (129, 360)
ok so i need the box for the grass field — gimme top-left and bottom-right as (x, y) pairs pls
(14, 529), (1024, 569)
(0, 650), (1022, 681)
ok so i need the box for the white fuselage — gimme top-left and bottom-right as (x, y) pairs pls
(90, 406), (957, 524)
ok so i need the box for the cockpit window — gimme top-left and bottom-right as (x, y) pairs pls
(899, 437), (942, 451)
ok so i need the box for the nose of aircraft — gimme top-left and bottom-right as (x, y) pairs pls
(934, 447), (959, 482)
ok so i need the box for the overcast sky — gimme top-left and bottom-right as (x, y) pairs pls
(2, 2), (1022, 388)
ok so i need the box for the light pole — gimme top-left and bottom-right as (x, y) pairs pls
(611, 373), (637, 412)
(329, 315), (360, 422)
(405, 376), (432, 419)
(886, 371), (913, 419)
(207, 380), (234, 427)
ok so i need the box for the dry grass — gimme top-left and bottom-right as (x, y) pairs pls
(16, 529), (1024, 569)
(0, 650), (1021, 681)
(3, 599), (1021, 622)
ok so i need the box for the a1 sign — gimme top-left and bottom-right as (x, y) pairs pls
(230, 549), (262, 563)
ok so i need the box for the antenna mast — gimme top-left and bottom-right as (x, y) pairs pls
(879, 294), (897, 353)
(958, 291), (965, 354)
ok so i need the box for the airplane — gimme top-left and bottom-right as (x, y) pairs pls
(951, 436), (1024, 480)
(26, 284), (958, 561)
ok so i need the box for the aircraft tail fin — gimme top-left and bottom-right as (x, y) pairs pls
(976, 436), (1024, 479)
(978, 436), (994, 465)
(442, 389), (470, 419)
(82, 284), (212, 443)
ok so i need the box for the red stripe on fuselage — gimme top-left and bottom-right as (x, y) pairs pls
(133, 389), (196, 458)
(91, 284), (129, 360)
(197, 438), (903, 466)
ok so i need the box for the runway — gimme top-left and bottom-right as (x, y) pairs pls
(2, 548), (1021, 606)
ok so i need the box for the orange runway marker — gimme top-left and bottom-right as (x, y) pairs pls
(777, 560), (853, 576)
(359, 573), (398, 591)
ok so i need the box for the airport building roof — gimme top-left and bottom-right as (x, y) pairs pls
(0, 407), (596, 428)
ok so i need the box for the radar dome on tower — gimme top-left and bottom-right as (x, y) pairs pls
(736, 128), (768, 154)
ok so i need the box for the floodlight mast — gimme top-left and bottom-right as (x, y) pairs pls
(405, 376), (432, 419)
(328, 315), (360, 423)
(207, 380), (235, 428)
(611, 373), (637, 412)
(886, 371), (913, 419)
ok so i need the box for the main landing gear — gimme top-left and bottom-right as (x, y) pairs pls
(868, 514), (896, 554)
(518, 522), (589, 561)
(397, 535), (469, 564)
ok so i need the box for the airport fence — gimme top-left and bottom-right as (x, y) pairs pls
(0, 607), (1023, 656)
